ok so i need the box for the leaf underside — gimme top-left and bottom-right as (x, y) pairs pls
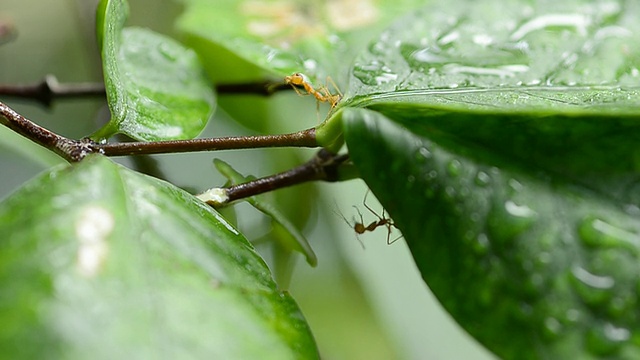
(342, 0), (640, 359)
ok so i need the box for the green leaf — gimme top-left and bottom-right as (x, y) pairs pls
(344, 0), (640, 100)
(344, 108), (640, 359)
(94, 0), (215, 141)
(175, 0), (425, 85)
(319, 0), (640, 150)
(0, 155), (318, 359)
(212, 158), (317, 267)
(339, 0), (640, 358)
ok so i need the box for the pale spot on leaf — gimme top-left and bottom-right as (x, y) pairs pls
(75, 205), (114, 277)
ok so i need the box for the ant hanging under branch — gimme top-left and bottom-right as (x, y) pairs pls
(284, 72), (342, 109)
(339, 191), (401, 247)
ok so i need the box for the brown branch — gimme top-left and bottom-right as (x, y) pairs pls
(0, 101), (92, 161)
(97, 129), (318, 157)
(0, 76), (294, 107)
(216, 81), (294, 96)
(0, 100), (318, 162)
(198, 150), (350, 206)
(0, 75), (105, 108)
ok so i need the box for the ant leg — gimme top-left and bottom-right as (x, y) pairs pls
(289, 84), (307, 97)
(361, 190), (384, 221)
(352, 205), (365, 225)
(326, 76), (343, 97)
(388, 233), (403, 245)
(334, 206), (365, 249)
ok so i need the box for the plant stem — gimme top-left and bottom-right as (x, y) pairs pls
(221, 149), (350, 203)
(0, 101), (319, 162)
(216, 81), (294, 96)
(0, 101), (92, 162)
(97, 129), (318, 157)
(0, 75), (294, 107)
(0, 75), (105, 107)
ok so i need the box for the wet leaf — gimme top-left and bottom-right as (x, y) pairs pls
(175, 0), (424, 85)
(94, 0), (215, 141)
(0, 155), (318, 359)
(340, 0), (640, 358)
(344, 108), (640, 359)
(319, 0), (640, 153)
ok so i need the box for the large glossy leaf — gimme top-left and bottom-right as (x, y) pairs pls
(0, 156), (317, 359)
(175, 0), (424, 85)
(338, 0), (640, 358)
(344, 108), (640, 359)
(93, 0), (215, 141)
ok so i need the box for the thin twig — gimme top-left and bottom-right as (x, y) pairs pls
(0, 75), (294, 107)
(216, 81), (294, 96)
(0, 100), (319, 162)
(0, 75), (105, 108)
(0, 101), (92, 161)
(97, 129), (318, 157)
(198, 150), (350, 205)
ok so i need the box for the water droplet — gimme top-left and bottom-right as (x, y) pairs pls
(447, 159), (461, 177)
(472, 34), (494, 47)
(418, 147), (431, 156)
(444, 186), (456, 199)
(543, 317), (562, 339)
(508, 178), (523, 192)
(438, 30), (460, 46)
(410, 47), (447, 63)
(570, 266), (615, 306)
(571, 266), (615, 290)
(475, 171), (490, 187)
(442, 63), (529, 78)
(536, 251), (551, 265)
(487, 198), (537, 245)
(510, 14), (590, 41)
(586, 322), (630, 356)
(565, 308), (580, 323)
(578, 217), (640, 254)
(352, 60), (398, 86)
(415, 147), (432, 163)
(504, 200), (537, 219)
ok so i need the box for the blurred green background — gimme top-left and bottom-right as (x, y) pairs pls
(0, 1), (494, 359)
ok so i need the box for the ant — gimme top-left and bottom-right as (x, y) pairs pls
(338, 191), (401, 247)
(284, 72), (342, 110)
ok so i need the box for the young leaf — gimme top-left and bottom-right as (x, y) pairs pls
(175, 0), (425, 85)
(212, 159), (318, 267)
(94, 0), (215, 142)
(0, 156), (318, 359)
(344, 108), (640, 359)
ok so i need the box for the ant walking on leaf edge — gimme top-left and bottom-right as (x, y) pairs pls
(284, 72), (342, 111)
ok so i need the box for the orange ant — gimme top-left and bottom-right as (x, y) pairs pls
(284, 73), (342, 109)
(338, 191), (401, 247)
